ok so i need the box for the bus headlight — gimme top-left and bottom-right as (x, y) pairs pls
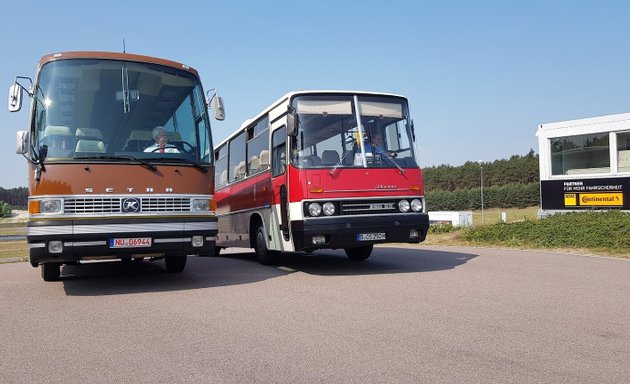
(322, 202), (335, 216)
(192, 198), (210, 212)
(410, 199), (423, 212)
(398, 199), (410, 213)
(308, 202), (322, 217)
(35, 198), (63, 214)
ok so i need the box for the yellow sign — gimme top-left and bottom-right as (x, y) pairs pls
(564, 193), (577, 206)
(578, 192), (623, 206)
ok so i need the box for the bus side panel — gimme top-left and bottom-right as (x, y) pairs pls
(215, 172), (273, 248)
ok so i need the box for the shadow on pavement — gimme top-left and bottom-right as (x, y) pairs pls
(222, 246), (477, 276)
(61, 256), (286, 296)
(61, 246), (477, 296)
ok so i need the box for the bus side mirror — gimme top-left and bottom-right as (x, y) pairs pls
(8, 84), (22, 112)
(16, 130), (29, 155)
(213, 96), (225, 121)
(287, 110), (298, 137)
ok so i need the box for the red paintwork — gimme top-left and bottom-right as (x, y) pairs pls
(215, 164), (425, 213)
(287, 165), (424, 202)
(215, 171), (273, 215)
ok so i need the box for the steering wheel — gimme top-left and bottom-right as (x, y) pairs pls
(179, 141), (195, 153)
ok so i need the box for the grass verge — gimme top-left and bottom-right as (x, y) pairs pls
(0, 241), (29, 261)
(458, 210), (630, 258)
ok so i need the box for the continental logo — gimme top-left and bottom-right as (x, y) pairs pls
(565, 192), (623, 207)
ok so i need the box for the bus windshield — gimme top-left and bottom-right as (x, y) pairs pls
(291, 94), (417, 169)
(33, 59), (213, 164)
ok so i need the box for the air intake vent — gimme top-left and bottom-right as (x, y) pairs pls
(64, 196), (192, 214)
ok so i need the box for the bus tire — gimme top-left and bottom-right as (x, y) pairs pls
(165, 255), (187, 273)
(345, 245), (373, 261)
(255, 226), (279, 265)
(41, 262), (61, 281)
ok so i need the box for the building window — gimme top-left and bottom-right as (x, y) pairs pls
(550, 133), (610, 175)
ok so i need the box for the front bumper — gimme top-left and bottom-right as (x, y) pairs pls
(27, 216), (217, 266)
(290, 213), (429, 251)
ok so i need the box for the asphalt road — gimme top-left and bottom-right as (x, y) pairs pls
(1, 246), (628, 384)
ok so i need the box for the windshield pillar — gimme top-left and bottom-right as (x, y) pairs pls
(353, 95), (367, 168)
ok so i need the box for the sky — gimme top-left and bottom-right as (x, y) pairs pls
(1, 0), (629, 188)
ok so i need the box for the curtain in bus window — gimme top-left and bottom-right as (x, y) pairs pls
(296, 100), (352, 115)
(358, 101), (403, 118)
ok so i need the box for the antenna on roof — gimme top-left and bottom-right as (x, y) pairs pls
(122, 38), (126, 53)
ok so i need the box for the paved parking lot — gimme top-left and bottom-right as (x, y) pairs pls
(1, 246), (628, 383)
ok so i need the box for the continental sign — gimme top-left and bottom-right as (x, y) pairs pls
(541, 177), (630, 210)
(564, 192), (623, 206)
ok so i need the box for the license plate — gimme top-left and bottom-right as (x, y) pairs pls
(357, 232), (386, 241)
(109, 237), (152, 248)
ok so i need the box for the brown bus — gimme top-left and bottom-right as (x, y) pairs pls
(9, 51), (225, 281)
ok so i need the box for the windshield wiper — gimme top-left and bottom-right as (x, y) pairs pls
(329, 151), (353, 176)
(144, 156), (208, 173)
(73, 155), (158, 172)
(374, 146), (405, 174)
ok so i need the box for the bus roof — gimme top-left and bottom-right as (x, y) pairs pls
(214, 90), (408, 150)
(37, 51), (201, 77)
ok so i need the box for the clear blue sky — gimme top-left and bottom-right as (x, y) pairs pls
(2, 0), (629, 188)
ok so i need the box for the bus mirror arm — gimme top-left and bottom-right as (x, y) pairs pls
(206, 88), (226, 121)
(8, 76), (33, 113)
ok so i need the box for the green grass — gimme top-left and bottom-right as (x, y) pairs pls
(472, 206), (539, 225)
(460, 210), (630, 258)
(0, 224), (27, 236)
(0, 221), (27, 261)
(0, 241), (29, 260)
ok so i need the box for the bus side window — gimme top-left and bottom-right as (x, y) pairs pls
(272, 126), (286, 177)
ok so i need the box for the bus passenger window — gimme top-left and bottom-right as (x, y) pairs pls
(272, 126), (286, 177)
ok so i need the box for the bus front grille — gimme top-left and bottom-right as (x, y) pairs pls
(64, 197), (191, 214)
(340, 200), (399, 215)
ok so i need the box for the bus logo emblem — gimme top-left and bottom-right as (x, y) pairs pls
(122, 197), (141, 213)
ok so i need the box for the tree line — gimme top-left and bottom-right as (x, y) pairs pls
(423, 150), (540, 210)
(0, 151), (540, 214)
(0, 187), (28, 209)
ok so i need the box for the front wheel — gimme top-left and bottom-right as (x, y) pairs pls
(41, 262), (61, 281)
(345, 245), (373, 261)
(254, 225), (280, 265)
(165, 255), (187, 273)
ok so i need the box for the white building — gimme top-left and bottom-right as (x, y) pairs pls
(536, 112), (630, 215)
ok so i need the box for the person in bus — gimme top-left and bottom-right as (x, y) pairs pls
(370, 130), (397, 159)
(144, 126), (180, 153)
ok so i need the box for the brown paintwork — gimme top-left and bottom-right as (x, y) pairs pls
(37, 51), (200, 77)
(29, 163), (213, 196)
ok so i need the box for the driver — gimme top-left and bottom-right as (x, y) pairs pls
(370, 131), (397, 158)
(144, 126), (180, 153)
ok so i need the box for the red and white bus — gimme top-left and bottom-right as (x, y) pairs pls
(9, 51), (224, 281)
(213, 90), (429, 264)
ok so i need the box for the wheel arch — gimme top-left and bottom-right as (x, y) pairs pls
(249, 212), (265, 249)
